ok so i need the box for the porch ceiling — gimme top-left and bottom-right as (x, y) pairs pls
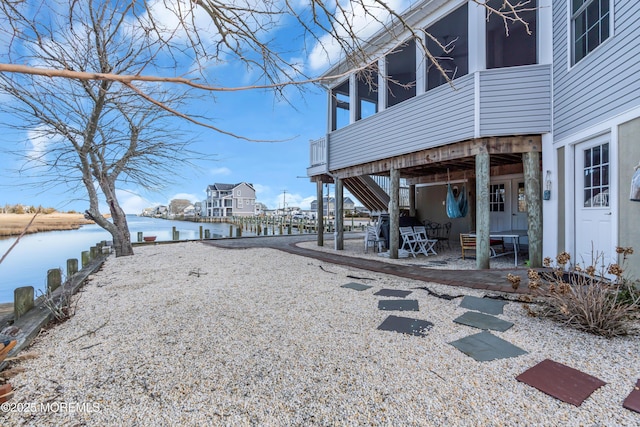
(331, 135), (542, 181)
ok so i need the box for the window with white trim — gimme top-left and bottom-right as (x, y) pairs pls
(572, 0), (610, 65)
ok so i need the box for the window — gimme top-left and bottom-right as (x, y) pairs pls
(330, 80), (350, 131)
(386, 39), (416, 108)
(490, 184), (506, 212)
(517, 183), (527, 212)
(425, 4), (468, 90)
(486, 0), (537, 69)
(572, 0), (610, 64)
(583, 143), (609, 207)
(356, 64), (378, 120)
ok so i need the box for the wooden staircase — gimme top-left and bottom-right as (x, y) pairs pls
(343, 175), (390, 213)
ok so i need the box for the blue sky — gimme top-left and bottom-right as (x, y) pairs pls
(0, 0), (414, 214)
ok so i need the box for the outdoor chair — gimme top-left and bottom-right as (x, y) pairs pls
(364, 225), (386, 253)
(436, 222), (452, 250)
(413, 226), (437, 255)
(400, 226), (423, 257)
(459, 234), (505, 259)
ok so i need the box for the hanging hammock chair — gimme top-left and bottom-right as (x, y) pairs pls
(446, 171), (469, 218)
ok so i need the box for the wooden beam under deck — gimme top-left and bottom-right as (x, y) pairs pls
(331, 135), (542, 180)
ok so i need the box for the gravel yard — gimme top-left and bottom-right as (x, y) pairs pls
(2, 241), (639, 426)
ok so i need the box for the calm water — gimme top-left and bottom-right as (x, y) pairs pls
(0, 216), (234, 303)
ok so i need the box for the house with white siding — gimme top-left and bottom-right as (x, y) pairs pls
(204, 182), (256, 217)
(307, 0), (640, 276)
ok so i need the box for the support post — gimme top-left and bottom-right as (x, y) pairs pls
(335, 177), (344, 250)
(476, 150), (490, 269)
(523, 151), (543, 267)
(389, 168), (400, 259)
(316, 180), (324, 246)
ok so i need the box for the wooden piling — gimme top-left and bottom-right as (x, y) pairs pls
(47, 268), (62, 293)
(14, 286), (34, 319)
(81, 250), (90, 268)
(67, 259), (78, 276)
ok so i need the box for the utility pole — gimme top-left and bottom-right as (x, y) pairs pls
(282, 189), (287, 216)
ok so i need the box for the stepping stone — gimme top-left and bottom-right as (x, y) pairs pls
(378, 299), (419, 311)
(374, 289), (412, 298)
(516, 359), (606, 407)
(377, 315), (433, 337)
(449, 331), (527, 362)
(623, 379), (640, 413)
(459, 295), (508, 315)
(340, 282), (372, 291)
(453, 311), (514, 332)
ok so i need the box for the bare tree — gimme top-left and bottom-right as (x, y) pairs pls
(0, 1), (205, 256)
(0, 0), (534, 256)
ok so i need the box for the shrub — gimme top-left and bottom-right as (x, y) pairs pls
(522, 247), (638, 338)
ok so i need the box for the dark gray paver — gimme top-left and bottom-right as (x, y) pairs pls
(516, 359), (606, 407)
(449, 331), (527, 361)
(459, 295), (508, 315)
(341, 282), (372, 291)
(378, 300), (419, 311)
(373, 289), (412, 298)
(377, 315), (433, 337)
(453, 311), (514, 332)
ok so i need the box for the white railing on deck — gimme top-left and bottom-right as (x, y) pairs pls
(309, 136), (327, 167)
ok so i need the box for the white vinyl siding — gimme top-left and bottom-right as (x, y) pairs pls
(555, 0), (640, 140)
(328, 65), (551, 171)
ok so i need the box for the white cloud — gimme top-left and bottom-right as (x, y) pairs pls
(308, 0), (413, 72)
(26, 127), (49, 162)
(114, 190), (156, 215)
(209, 167), (232, 176)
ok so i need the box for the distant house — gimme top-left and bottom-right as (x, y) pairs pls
(169, 199), (192, 218)
(311, 197), (355, 216)
(205, 182), (256, 217)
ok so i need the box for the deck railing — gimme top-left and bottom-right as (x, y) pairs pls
(309, 136), (327, 167)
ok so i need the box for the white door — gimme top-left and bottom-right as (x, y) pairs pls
(489, 178), (528, 232)
(574, 138), (613, 267)
(511, 180), (528, 231)
(489, 180), (511, 231)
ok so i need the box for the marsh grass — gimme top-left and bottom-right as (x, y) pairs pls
(0, 213), (93, 237)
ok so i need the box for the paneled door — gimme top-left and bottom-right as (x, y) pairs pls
(574, 137), (613, 266)
(489, 178), (528, 232)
